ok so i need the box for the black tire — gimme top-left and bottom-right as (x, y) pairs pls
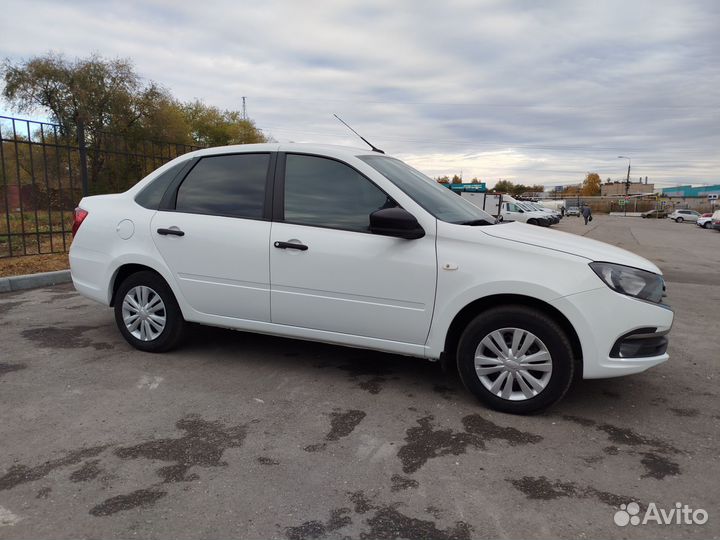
(676, 217), (683, 223)
(527, 218), (538, 226)
(456, 305), (575, 414)
(114, 270), (185, 352)
(703, 222), (710, 229)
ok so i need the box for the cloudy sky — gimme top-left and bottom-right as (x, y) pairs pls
(2, 0), (718, 188)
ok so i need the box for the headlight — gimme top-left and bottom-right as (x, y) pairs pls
(589, 262), (665, 303)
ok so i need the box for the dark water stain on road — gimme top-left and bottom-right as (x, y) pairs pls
(336, 358), (395, 394)
(90, 489), (167, 516)
(304, 409), (366, 452)
(398, 416), (481, 474)
(509, 476), (634, 508)
(669, 407), (699, 418)
(286, 492), (473, 540)
(0, 445), (108, 491)
(398, 414), (542, 474)
(0, 362), (27, 378)
(113, 415), (247, 483)
(69, 460), (103, 482)
(640, 452), (680, 479)
(597, 423), (679, 454)
(391, 474), (419, 492)
(326, 409), (366, 441)
(21, 325), (107, 350)
(285, 508), (352, 540)
(462, 414), (543, 445)
(0, 300), (23, 316)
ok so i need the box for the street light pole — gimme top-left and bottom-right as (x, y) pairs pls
(618, 156), (631, 216)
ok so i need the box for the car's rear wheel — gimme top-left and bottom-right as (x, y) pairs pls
(676, 217), (684, 223)
(457, 306), (575, 414)
(114, 271), (185, 352)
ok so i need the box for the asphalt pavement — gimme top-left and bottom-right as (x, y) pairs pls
(1, 215), (718, 539)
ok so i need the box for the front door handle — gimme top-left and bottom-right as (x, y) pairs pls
(274, 241), (308, 251)
(157, 228), (185, 236)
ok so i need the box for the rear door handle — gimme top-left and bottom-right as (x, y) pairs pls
(157, 228), (185, 236)
(274, 241), (308, 251)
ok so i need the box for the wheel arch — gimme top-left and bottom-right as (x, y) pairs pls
(110, 263), (169, 307)
(442, 294), (583, 376)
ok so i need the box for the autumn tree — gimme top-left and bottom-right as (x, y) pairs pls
(436, 175), (450, 184)
(2, 53), (266, 193)
(581, 172), (601, 196)
(451, 174), (462, 184)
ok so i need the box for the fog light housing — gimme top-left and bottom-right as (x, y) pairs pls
(610, 328), (669, 358)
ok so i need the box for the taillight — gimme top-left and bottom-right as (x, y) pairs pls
(72, 207), (89, 237)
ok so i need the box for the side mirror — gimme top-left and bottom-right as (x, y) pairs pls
(370, 207), (425, 240)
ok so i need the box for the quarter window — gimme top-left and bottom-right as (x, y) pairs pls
(175, 154), (269, 218)
(283, 154), (395, 232)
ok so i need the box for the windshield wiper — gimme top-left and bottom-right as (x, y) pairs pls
(456, 219), (496, 226)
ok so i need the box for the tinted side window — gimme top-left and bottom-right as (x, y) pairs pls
(284, 154), (395, 232)
(175, 154), (269, 218)
(135, 160), (187, 209)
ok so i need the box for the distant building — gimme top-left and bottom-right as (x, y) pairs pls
(660, 184), (720, 198)
(601, 181), (655, 197)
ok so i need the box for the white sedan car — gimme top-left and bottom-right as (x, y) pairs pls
(70, 144), (673, 414)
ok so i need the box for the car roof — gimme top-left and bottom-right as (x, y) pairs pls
(183, 142), (380, 161)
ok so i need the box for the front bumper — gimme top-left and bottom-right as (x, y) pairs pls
(550, 286), (673, 379)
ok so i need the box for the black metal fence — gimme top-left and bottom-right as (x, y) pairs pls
(0, 115), (203, 258)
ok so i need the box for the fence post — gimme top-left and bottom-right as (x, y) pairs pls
(77, 119), (90, 197)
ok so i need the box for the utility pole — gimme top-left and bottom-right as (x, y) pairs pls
(618, 156), (631, 216)
(241, 97), (247, 120)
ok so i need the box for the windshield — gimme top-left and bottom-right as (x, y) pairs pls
(359, 155), (496, 225)
(517, 202), (536, 212)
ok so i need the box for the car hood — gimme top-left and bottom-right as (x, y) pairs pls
(482, 222), (662, 274)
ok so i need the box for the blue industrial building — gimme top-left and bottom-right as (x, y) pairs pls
(661, 184), (720, 197)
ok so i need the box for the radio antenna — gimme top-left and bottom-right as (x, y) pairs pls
(333, 114), (384, 154)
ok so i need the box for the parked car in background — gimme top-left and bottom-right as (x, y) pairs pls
(712, 210), (720, 231)
(500, 198), (552, 226)
(669, 209), (701, 223)
(696, 214), (714, 229)
(641, 209), (668, 219)
(69, 143), (673, 414)
(527, 202), (561, 224)
(566, 206), (581, 216)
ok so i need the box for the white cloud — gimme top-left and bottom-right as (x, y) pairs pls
(1, 0), (718, 187)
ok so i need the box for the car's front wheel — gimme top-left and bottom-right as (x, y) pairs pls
(457, 306), (575, 414)
(114, 271), (185, 352)
(703, 222), (711, 229)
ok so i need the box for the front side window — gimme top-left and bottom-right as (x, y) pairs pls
(359, 155), (495, 225)
(283, 154), (395, 232)
(175, 153), (269, 218)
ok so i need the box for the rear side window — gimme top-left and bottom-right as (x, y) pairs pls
(175, 154), (269, 218)
(135, 160), (187, 209)
(283, 154), (395, 232)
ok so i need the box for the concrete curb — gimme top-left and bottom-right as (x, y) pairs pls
(0, 269), (72, 293)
